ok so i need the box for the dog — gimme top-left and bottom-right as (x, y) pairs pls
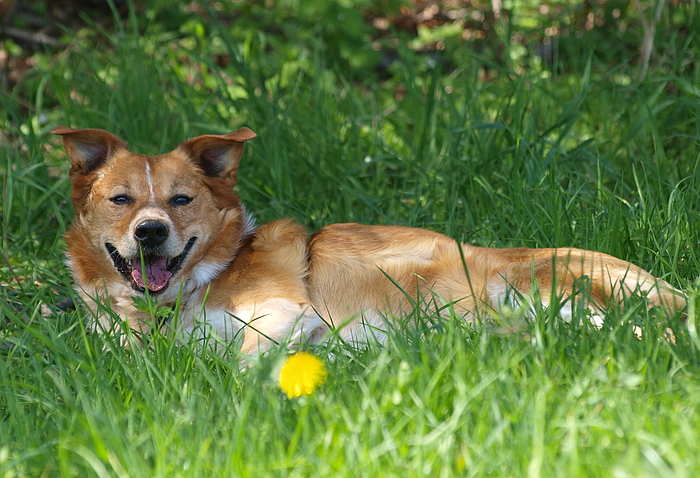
(53, 126), (686, 353)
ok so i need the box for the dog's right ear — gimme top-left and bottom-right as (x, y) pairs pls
(52, 127), (129, 176)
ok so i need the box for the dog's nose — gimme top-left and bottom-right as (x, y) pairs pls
(134, 221), (169, 247)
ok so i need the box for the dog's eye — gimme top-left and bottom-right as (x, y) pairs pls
(110, 195), (132, 205)
(171, 195), (193, 207)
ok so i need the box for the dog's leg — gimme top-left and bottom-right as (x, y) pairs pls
(233, 299), (328, 355)
(484, 248), (686, 322)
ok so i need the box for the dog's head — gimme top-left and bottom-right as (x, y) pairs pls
(54, 126), (257, 295)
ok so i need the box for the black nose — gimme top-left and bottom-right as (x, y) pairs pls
(134, 221), (169, 247)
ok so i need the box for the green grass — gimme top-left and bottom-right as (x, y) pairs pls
(2, 2), (700, 476)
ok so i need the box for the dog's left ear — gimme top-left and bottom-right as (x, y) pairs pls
(177, 127), (257, 183)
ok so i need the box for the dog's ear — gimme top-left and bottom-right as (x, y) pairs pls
(52, 127), (129, 176)
(177, 127), (257, 183)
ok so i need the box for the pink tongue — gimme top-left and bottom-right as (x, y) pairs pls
(131, 257), (172, 292)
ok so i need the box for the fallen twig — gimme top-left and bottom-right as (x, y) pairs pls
(1, 25), (64, 48)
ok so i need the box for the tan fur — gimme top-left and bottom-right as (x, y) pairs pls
(54, 126), (686, 352)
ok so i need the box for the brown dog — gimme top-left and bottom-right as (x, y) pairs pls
(54, 126), (686, 353)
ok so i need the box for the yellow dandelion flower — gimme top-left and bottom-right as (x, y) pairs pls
(279, 352), (327, 399)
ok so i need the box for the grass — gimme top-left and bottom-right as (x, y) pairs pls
(2, 2), (700, 476)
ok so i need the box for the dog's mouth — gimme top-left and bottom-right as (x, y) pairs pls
(105, 237), (197, 294)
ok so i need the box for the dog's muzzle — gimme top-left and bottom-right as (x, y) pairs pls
(105, 230), (197, 294)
